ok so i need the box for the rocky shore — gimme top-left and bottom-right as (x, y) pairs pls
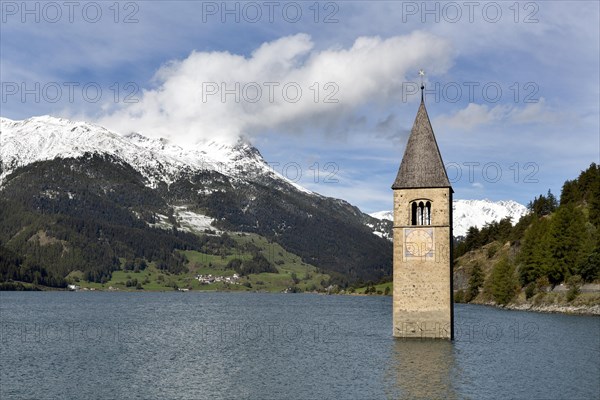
(488, 302), (600, 316)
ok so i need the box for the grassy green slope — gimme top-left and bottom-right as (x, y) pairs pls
(70, 232), (330, 292)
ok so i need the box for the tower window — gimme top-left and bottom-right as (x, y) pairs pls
(411, 202), (418, 225)
(411, 200), (432, 226)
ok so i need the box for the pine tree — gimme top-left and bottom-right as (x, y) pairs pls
(588, 175), (600, 231)
(466, 263), (484, 302)
(560, 179), (580, 206)
(528, 190), (558, 217)
(518, 216), (551, 285)
(577, 247), (600, 282)
(464, 226), (481, 252)
(490, 257), (518, 305)
(546, 204), (592, 284)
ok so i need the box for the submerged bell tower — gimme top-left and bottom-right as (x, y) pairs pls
(392, 80), (453, 339)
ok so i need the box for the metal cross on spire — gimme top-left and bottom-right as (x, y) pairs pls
(418, 69), (425, 101)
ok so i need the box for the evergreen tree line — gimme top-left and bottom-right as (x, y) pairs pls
(0, 205), (204, 286)
(0, 244), (67, 288)
(0, 156), (213, 287)
(455, 163), (600, 304)
(226, 253), (277, 276)
(1, 153), (394, 288)
(519, 164), (600, 285)
(454, 217), (516, 259)
(161, 167), (393, 285)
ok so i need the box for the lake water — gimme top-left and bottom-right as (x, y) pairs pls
(0, 292), (598, 399)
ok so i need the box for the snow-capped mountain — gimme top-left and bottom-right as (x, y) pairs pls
(0, 115), (392, 283)
(369, 199), (529, 237)
(370, 210), (393, 221)
(0, 116), (309, 193)
(452, 199), (528, 236)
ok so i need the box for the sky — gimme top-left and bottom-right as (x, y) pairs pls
(1, 1), (599, 213)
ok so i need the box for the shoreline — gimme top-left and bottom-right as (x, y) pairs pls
(480, 301), (600, 316)
(3, 284), (600, 316)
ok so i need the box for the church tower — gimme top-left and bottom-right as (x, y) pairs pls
(392, 86), (453, 339)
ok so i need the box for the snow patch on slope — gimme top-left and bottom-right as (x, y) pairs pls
(370, 210), (393, 221)
(174, 206), (219, 234)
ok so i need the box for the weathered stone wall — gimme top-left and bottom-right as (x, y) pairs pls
(393, 187), (452, 339)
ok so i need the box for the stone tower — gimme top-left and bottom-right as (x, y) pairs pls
(391, 89), (453, 339)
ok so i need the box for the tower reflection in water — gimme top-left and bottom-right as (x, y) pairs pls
(384, 339), (461, 400)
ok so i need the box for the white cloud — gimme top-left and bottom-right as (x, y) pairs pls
(508, 98), (561, 124)
(435, 98), (558, 132)
(435, 103), (509, 131)
(96, 31), (453, 146)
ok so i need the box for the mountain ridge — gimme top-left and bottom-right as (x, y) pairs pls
(0, 115), (392, 286)
(0, 115), (311, 194)
(370, 199), (529, 237)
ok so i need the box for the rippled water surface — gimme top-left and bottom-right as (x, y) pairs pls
(1, 292), (598, 399)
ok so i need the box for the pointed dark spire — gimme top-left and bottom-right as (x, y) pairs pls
(392, 96), (451, 189)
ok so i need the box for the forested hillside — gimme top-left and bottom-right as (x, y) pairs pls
(0, 155), (203, 288)
(454, 163), (600, 306)
(0, 152), (391, 290)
